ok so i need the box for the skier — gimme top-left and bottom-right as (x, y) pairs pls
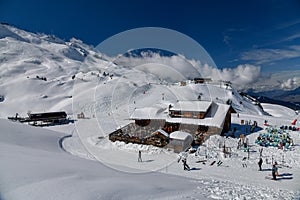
(242, 157), (247, 168)
(258, 157), (263, 171)
(272, 163), (278, 180)
(138, 150), (142, 162)
(182, 157), (190, 171)
(237, 138), (242, 149)
(243, 137), (249, 152)
(247, 148), (250, 160)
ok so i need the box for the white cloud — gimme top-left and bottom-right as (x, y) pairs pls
(114, 52), (261, 89)
(240, 46), (300, 64)
(114, 51), (201, 82)
(197, 63), (261, 89)
(280, 33), (300, 43)
(247, 70), (300, 92)
(281, 77), (298, 90)
(276, 19), (300, 30)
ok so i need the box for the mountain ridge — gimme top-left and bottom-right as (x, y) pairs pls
(0, 24), (276, 119)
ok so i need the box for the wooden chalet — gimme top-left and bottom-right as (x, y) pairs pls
(108, 100), (232, 152)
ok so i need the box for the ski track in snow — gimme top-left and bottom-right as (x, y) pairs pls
(194, 179), (298, 200)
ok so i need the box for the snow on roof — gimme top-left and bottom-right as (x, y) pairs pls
(130, 101), (230, 128)
(167, 102), (230, 128)
(155, 129), (169, 138)
(170, 101), (212, 112)
(130, 105), (168, 120)
(170, 131), (192, 140)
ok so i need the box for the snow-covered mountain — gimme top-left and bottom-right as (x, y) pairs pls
(0, 24), (265, 120)
(0, 24), (109, 117)
(247, 86), (300, 110)
(243, 71), (300, 109)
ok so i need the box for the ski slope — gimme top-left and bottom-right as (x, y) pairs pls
(0, 24), (300, 199)
(261, 103), (298, 118)
(1, 102), (299, 200)
(0, 119), (209, 200)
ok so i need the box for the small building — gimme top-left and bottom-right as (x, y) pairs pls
(8, 111), (69, 126)
(180, 81), (187, 86)
(168, 131), (193, 153)
(28, 111), (67, 121)
(27, 111), (68, 126)
(77, 112), (85, 119)
(194, 78), (212, 84)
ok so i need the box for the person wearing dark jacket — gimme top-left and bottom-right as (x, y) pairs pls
(138, 150), (142, 162)
(258, 157), (263, 171)
(272, 163), (278, 180)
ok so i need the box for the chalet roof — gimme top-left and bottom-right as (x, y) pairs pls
(166, 103), (230, 128)
(170, 101), (212, 112)
(130, 106), (167, 120)
(130, 101), (230, 129)
(154, 129), (169, 138)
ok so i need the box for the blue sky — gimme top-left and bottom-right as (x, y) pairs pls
(1, 0), (300, 72)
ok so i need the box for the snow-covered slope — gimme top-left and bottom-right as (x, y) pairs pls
(0, 24), (108, 117)
(261, 103), (297, 118)
(1, 107), (299, 199)
(0, 119), (209, 200)
(0, 24), (264, 120)
(1, 25), (300, 200)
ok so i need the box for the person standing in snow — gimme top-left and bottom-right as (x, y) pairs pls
(237, 138), (242, 149)
(258, 157), (263, 171)
(182, 157), (190, 171)
(138, 150), (142, 162)
(242, 157), (247, 168)
(247, 148), (250, 160)
(243, 137), (248, 152)
(272, 163), (278, 180)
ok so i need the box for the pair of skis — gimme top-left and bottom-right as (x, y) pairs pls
(196, 160), (227, 167)
(213, 160), (223, 166)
